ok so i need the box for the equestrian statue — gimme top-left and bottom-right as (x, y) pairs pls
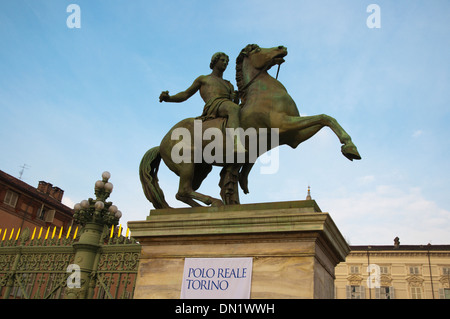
(139, 44), (361, 209)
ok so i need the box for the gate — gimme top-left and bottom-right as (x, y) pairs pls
(0, 225), (141, 299)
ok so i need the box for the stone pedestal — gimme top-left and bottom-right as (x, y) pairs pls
(128, 200), (349, 299)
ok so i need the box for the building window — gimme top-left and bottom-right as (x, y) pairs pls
(439, 288), (450, 299)
(409, 266), (421, 275)
(37, 207), (46, 220)
(376, 286), (395, 299)
(410, 287), (422, 299)
(3, 190), (19, 208)
(380, 266), (390, 274)
(346, 285), (365, 299)
(349, 266), (360, 274)
(443, 267), (450, 276)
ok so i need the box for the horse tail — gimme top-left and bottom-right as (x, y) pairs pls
(139, 146), (171, 209)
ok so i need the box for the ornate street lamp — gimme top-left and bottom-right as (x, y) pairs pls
(65, 171), (122, 299)
(73, 171), (122, 227)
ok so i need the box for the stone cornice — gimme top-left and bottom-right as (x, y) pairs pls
(350, 251), (450, 258)
(129, 200), (350, 262)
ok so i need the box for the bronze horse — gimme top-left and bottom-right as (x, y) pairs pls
(140, 44), (361, 209)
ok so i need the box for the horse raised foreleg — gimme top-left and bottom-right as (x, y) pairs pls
(322, 115), (361, 160)
(280, 114), (361, 160)
(293, 124), (326, 145)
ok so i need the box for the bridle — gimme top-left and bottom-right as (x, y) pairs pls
(238, 59), (281, 98)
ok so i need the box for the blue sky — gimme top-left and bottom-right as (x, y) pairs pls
(1, 0), (449, 245)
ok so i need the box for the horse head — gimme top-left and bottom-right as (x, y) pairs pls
(236, 44), (288, 103)
(237, 44), (287, 70)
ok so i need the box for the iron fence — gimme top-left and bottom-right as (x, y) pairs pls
(0, 226), (140, 299)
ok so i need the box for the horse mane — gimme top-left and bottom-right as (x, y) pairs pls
(236, 44), (260, 106)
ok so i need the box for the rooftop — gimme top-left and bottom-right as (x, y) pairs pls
(0, 169), (73, 215)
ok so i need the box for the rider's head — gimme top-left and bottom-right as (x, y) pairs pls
(210, 52), (229, 69)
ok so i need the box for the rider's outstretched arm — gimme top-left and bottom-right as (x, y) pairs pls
(160, 76), (203, 103)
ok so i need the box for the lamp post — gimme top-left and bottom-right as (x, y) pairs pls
(65, 171), (122, 299)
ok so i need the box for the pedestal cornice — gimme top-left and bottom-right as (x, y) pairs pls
(128, 200), (349, 262)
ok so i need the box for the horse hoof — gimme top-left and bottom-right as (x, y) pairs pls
(211, 199), (224, 207)
(341, 144), (362, 161)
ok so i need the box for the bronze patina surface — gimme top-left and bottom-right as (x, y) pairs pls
(140, 44), (361, 209)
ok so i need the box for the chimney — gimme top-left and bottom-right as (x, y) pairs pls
(50, 186), (64, 202)
(37, 181), (64, 202)
(37, 181), (53, 194)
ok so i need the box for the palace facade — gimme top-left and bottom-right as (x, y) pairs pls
(335, 238), (450, 299)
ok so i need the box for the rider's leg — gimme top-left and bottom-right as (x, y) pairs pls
(218, 101), (240, 128)
(218, 101), (247, 153)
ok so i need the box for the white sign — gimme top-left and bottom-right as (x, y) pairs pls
(180, 258), (253, 299)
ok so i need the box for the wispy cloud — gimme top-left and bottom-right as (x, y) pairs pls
(357, 175), (375, 185)
(62, 196), (75, 209)
(412, 130), (423, 138)
(324, 185), (450, 245)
